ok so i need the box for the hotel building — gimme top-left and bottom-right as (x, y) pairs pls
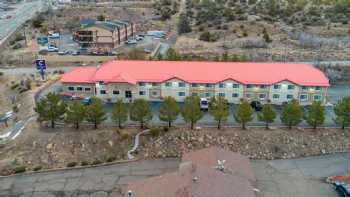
(60, 60), (330, 105)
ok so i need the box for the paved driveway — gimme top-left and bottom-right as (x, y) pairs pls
(1, 154), (350, 197)
(253, 152), (350, 197)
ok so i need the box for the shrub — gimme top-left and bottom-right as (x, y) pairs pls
(81, 161), (89, 166)
(120, 132), (131, 141)
(163, 126), (169, 132)
(199, 31), (219, 42)
(92, 159), (102, 165)
(33, 166), (42, 171)
(106, 156), (116, 162)
(11, 83), (19, 90)
(66, 162), (77, 167)
(0, 72), (3, 76)
(14, 166), (26, 174)
(198, 26), (204, 31)
(150, 127), (161, 137)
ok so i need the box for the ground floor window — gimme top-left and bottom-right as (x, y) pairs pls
(300, 94), (308, 101)
(259, 94), (266, 99)
(125, 91), (132, 98)
(205, 92), (211, 97)
(192, 92), (198, 96)
(314, 95), (321, 101)
(287, 94), (294, 100)
(232, 93), (239, 98)
(218, 93), (225, 97)
(85, 87), (91, 91)
(139, 91), (145, 96)
(100, 90), (107, 94)
(273, 94), (280, 99)
(113, 90), (120, 95)
(77, 87), (83, 91)
(68, 87), (74, 91)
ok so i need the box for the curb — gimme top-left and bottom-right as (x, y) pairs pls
(0, 158), (139, 178)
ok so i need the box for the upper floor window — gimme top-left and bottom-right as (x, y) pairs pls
(259, 94), (266, 99)
(273, 94), (280, 99)
(247, 84), (253, 89)
(139, 91), (145, 96)
(205, 83), (213, 88)
(138, 82), (145, 86)
(288, 85), (295, 90)
(273, 85), (281, 89)
(300, 94), (307, 100)
(205, 92), (211, 97)
(246, 93), (251, 98)
(260, 85), (266, 89)
(77, 87), (83, 91)
(178, 92), (186, 96)
(85, 87), (91, 91)
(178, 82), (186, 87)
(192, 92), (198, 96)
(191, 83), (199, 87)
(232, 93), (239, 98)
(100, 90), (107, 94)
(232, 84), (239, 88)
(314, 95), (321, 101)
(302, 86), (308, 90)
(113, 90), (120, 95)
(315, 86), (321, 91)
(152, 82), (159, 87)
(219, 83), (225, 88)
(165, 82), (172, 87)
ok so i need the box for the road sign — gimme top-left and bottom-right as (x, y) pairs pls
(36, 59), (46, 70)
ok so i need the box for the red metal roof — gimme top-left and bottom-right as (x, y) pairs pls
(60, 60), (330, 86)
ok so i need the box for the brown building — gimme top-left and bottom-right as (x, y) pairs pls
(73, 19), (136, 50)
(123, 147), (257, 197)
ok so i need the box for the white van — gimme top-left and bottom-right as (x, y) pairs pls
(200, 98), (209, 111)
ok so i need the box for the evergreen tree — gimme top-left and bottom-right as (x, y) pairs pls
(305, 101), (325, 129)
(65, 101), (86, 130)
(333, 97), (350, 130)
(280, 99), (303, 129)
(130, 99), (153, 129)
(34, 92), (66, 128)
(86, 97), (106, 129)
(234, 100), (253, 130)
(262, 28), (272, 43)
(159, 96), (180, 128)
(181, 96), (203, 129)
(166, 48), (180, 60)
(112, 99), (128, 129)
(258, 103), (276, 129)
(178, 13), (192, 34)
(209, 97), (229, 129)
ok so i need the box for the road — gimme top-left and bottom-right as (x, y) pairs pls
(0, 0), (47, 45)
(0, 153), (349, 196)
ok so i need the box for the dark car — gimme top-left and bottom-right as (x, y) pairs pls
(334, 182), (350, 197)
(250, 101), (263, 111)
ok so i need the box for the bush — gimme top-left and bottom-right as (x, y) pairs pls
(163, 126), (169, 132)
(66, 162), (77, 167)
(106, 156), (116, 162)
(199, 31), (219, 42)
(33, 166), (42, 171)
(81, 161), (89, 166)
(150, 127), (161, 137)
(92, 159), (102, 165)
(14, 166), (26, 174)
(11, 83), (19, 90)
(120, 132), (130, 141)
(0, 72), (3, 76)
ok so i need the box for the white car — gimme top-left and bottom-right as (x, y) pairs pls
(200, 98), (209, 111)
(125, 39), (137, 44)
(47, 46), (59, 52)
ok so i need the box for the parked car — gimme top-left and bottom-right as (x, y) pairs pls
(71, 51), (80, 56)
(47, 45), (58, 52)
(334, 182), (350, 197)
(125, 39), (137, 44)
(200, 98), (209, 111)
(58, 50), (68, 55)
(48, 32), (60, 39)
(136, 35), (144, 41)
(144, 48), (152, 54)
(81, 97), (92, 105)
(250, 101), (263, 111)
(38, 49), (48, 55)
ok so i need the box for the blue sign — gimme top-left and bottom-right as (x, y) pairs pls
(36, 59), (46, 70)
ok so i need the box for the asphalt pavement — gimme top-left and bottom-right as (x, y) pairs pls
(0, 153), (349, 196)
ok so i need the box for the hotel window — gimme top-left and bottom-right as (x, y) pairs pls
(191, 83), (199, 87)
(247, 84), (253, 89)
(76, 87), (83, 91)
(232, 84), (239, 88)
(206, 83), (213, 88)
(139, 91), (145, 96)
(259, 94), (266, 99)
(100, 90), (107, 94)
(192, 92), (198, 96)
(152, 91), (158, 96)
(68, 87), (74, 91)
(179, 82), (186, 87)
(165, 82), (172, 87)
(152, 82), (159, 87)
(273, 85), (280, 89)
(260, 85), (266, 89)
(138, 82), (145, 86)
(232, 93), (239, 98)
(302, 86), (308, 90)
(287, 94), (294, 100)
(288, 85), (295, 90)
(300, 94), (307, 101)
(315, 86), (321, 91)
(314, 95), (321, 101)
(205, 92), (211, 97)
(273, 94), (280, 99)
(218, 93), (225, 97)
(246, 93), (251, 98)
(85, 87), (91, 91)
(219, 83), (225, 88)
(113, 90), (120, 95)
(178, 92), (186, 96)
